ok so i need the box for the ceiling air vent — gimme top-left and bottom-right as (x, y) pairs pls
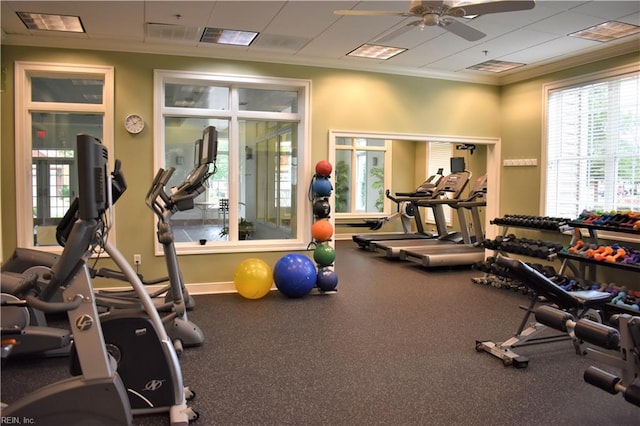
(145, 23), (200, 43)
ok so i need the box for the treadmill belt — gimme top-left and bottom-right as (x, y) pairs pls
(399, 245), (485, 267)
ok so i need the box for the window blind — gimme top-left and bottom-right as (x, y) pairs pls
(545, 71), (640, 218)
(427, 142), (453, 223)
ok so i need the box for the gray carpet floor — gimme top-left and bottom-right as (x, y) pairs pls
(2, 240), (638, 425)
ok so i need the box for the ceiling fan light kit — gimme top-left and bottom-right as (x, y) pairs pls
(335, 0), (536, 42)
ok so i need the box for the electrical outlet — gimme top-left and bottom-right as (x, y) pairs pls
(133, 254), (142, 265)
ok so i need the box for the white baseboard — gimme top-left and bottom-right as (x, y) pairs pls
(100, 281), (281, 296)
(100, 281), (237, 295)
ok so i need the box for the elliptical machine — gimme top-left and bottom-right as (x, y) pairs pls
(92, 126), (218, 354)
(1, 134), (134, 424)
(65, 134), (200, 422)
(2, 134), (200, 424)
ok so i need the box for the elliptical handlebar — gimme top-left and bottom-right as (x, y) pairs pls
(25, 293), (84, 314)
(145, 167), (175, 219)
(145, 164), (214, 220)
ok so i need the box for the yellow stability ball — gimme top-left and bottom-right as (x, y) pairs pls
(234, 258), (273, 300)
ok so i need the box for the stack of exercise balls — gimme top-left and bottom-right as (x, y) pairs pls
(235, 160), (339, 300)
(310, 160), (339, 294)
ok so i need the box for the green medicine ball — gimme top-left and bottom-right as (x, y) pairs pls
(313, 244), (336, 266)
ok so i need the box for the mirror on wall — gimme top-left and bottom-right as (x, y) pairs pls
(329, 131), (497, 240)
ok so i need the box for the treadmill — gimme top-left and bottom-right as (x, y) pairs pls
(351, 169), (444, 250)
(398, 175), (487, 267)
(371, 169), (472, 258)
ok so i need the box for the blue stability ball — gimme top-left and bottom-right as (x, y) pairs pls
(273, 254), (317, 298)
(316, 267), (338, 292)
(312, 177), (333, 197)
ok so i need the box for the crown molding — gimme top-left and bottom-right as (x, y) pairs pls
(2, 33), (637, 87)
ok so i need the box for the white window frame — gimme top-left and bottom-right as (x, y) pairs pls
(541, 63), (640, 241)
(332, 134), (392, 218)
(14, 62), (115, 251)
(153, 70), (311, 254)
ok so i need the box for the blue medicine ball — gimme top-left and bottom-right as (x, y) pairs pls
(273, 254), (317, 298)
(312, 177), (333, 197)
(316, 267), (338, 292)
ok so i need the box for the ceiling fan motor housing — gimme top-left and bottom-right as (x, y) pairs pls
(410, 1), (447, 16)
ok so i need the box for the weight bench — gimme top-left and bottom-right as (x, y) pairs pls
(533, 305), (640, 407)
(476, 256), (613, 368)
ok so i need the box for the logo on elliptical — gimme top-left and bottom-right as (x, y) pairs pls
(144, 379), (166, 391)
(75, 315), (94, 331)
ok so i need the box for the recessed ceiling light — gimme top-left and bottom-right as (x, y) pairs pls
(569, 21), (640, 42)
(467, 60), (525, 73)
(347, 44), (406, 60)
(200, 28), (258, 46)
(17, 12), (85, 33)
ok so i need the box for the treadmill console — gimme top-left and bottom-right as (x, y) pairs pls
(436, 171), (471, 198)
(470, 175), (488, 194)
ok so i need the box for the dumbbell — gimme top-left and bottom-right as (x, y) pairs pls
(605, 247), (626, 263)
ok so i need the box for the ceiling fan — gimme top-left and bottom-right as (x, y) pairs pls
(334, 0), (535, 42)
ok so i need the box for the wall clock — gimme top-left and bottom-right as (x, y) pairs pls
(124, 114), (145, 134)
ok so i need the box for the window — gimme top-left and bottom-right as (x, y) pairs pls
(14, 62), (114, 250)
(154, 70), (310, 253)
(333, 136), (391, 216)
(543, 65), (640, 218)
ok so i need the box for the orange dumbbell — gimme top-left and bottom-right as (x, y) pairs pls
(593, 246), (613, 261)
(605, 248), (626, 262)
(568, 240), (585, 253)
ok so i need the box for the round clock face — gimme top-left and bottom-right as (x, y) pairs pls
(125, 114), (144, 134)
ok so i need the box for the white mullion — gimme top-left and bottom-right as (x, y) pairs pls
(228, 87), (240, 240)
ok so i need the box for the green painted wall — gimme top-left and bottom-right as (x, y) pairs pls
(0, 45), (500, 286)
(499, 52), (639, 217)
(1, 45), (637, 288)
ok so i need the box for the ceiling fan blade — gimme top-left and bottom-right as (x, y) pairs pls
(375, 20), (422, 43)
(334, 10), (410, 17)
(440, 19), (486, 41)
(449, 0), (535, 17)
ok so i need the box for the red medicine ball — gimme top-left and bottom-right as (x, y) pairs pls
(315, 160), (333, 177)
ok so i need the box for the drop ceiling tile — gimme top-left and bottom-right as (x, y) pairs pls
(263, 1), (350, 37)
(474, 28), (561, 57)
(571, 0), (640, 20)
(145, 1), (214, 27)
(472, 2), (564, 27)
(206, 1), (286, 31)
(527, 10), (610, 34)
(300, 13), (406, 58)
(499, 35), (600, 63)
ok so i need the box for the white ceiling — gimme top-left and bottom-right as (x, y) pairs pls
(1, 0), (639, 85)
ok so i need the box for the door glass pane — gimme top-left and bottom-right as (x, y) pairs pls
(356, 138), (385, 147)
(357, 150), (385, 213)
(31, 112), (103, 246)
(238, 88), (298, 112)
(31, 77), (103, 104)
(335, 150), (352, 213)
(164, 117), (230, 243)
(164, 83), (229, 109)
(241, 120), (297, 240)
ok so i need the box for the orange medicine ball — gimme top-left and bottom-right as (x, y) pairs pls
(311, 219), (333, 242)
